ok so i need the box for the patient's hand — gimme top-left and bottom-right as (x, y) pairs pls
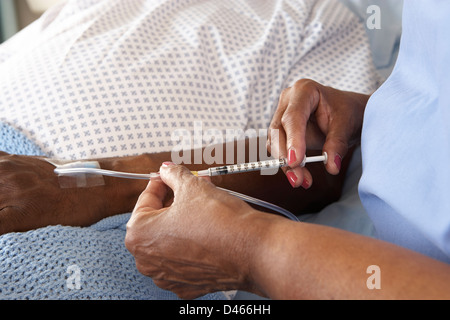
(0, 152), (150, 234)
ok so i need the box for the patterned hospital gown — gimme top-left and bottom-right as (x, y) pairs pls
(0, 0), (379, 160)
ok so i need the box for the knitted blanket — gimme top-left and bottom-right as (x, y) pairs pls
(0, 122), (231, 300)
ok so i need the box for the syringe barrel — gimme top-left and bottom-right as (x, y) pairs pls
(208, 159), (287, 176)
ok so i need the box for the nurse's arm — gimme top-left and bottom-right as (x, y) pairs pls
(248, 214), (450, 299)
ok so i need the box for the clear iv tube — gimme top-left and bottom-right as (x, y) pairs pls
(217, 187), (299, 221)
(54, 167), (161, 180)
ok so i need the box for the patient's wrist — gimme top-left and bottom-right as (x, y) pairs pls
(93, 150), (209, 215)
(97, 153), (163, 214)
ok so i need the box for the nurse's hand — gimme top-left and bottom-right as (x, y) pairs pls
(125, 163), (270, 299)
(268, 79), (370, 188)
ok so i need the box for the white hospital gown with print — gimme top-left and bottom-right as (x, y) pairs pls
(0, 0), (379, 160)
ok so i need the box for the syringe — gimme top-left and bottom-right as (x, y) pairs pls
(195, 152), (327, 177)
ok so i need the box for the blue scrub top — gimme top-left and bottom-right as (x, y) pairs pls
(359, 0), (450, 263)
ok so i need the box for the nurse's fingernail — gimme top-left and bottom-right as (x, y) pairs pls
(288, 148), (297, 166)
(162, 162), (175, 167)
(286, 171), (298, 188)
(334, 154), (342, 171)
(301, 178), (310, 189)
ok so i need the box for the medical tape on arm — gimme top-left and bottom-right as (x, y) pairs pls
(45, 159), (105, 188)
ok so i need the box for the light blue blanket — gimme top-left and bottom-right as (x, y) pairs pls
(0, 122), (230, 300)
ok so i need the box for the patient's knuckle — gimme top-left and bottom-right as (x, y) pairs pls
(0, 158), (15, 172)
